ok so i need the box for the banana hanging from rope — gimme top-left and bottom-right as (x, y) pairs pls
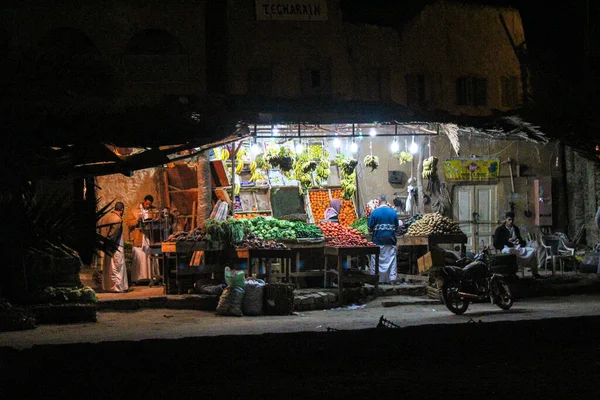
(235, 161), (244, 174)
(220, 148), (230, 161)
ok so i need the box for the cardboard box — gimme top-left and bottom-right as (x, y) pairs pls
(417, 250), (446, 274)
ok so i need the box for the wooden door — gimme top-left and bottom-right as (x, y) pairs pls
(453, 185), (498, 252)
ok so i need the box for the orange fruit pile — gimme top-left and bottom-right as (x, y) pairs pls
(308, 190), (330, 223)
(330, 189), (357, 226)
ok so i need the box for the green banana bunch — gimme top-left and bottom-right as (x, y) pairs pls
(422, 156), (438, 179)
(364, 155), (379, 172)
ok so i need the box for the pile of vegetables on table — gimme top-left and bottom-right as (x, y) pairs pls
(350, 216), (368, 235)
(318, 222), (376, 247)
(243, 217), (323, 241)
(236, 233), (289, 249)
(165, 226), (206, 242)
(405, 212), (463, 236)
(397, 214), (423, 236)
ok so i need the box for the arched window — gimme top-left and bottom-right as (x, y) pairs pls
(123, 29), (187, 83)
(126, 29), (184, 55)
(33, 27), (114, 96)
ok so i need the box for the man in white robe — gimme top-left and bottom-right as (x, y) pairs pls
(101, 202), (129, 293)
(126, 194), (159, 284)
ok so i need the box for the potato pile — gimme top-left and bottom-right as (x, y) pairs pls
(406, 213), (463, 236)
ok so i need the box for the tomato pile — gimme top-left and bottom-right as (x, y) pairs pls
(318, 222), (376, 247)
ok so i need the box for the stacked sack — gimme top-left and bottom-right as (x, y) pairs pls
(216, 267), (266, 316)
(216, 267), (246, 316)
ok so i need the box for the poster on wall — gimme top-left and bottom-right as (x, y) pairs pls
(443, 158), (500, 182)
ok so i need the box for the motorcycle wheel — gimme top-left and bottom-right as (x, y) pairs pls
(492, 279), (514, 310)
(441, 285), (469, 315)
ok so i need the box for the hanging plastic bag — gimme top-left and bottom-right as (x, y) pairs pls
(242, 279), (265, 316)
(224, 266), (246, 288)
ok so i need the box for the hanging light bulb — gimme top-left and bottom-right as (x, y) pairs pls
(390, 139), (399, 153)
(272, 127), (279, 135)
(409, 136), (419, 154)
(333, 137), (342, 148)
(369, 127), (377, 137)
(251, 141), (262, 155)
(349, 141), (358, 153)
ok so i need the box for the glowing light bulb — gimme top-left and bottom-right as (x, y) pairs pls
(333, 138), (342, 148)
(272, 127), (279, 135)
(369, 127), (377, 137)
(390, 140), (399, 152)
(251, 143), (262, 155)
(349, 142), (358, 153)
(409, 139), (419, 154)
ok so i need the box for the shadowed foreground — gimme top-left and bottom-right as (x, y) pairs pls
(1, 316), (599, 399)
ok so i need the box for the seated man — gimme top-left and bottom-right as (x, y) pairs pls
(493, 211), (544, 279)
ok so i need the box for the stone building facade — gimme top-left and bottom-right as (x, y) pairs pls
(2, 0), (598, 248)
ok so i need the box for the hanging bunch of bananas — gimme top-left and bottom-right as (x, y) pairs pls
(422, 156), (439, 179)
(236, 148), (247, 161)
(364, 154), (379, 172)
(255, 154), (270, 171)
(235, 160), (244, 174)
(315, 160), (331, 184)
(301, 160), (318, 174)
(341, 172), (357, 200)
(233, 183), (241, 196)
(307, 144), (323, 160)
(219, 147), (230, 161)
(394, 151), (413, 165)
(249, 161), (267, 182)
(249, 170), (267, 183)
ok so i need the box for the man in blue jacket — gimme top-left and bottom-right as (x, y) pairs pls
(368, 195), (399, 283)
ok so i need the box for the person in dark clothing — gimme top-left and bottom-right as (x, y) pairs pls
(493, 211), (525, 249)
(494, 211), (543, 278)
(368, 195), (399, 283)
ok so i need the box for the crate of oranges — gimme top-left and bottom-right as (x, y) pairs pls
(307, 189), (330, 224)
(306, 188), (358, 227)
(330, 189), (358, 227)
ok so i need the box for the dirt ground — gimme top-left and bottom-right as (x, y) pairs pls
(2, 304), (600, 399)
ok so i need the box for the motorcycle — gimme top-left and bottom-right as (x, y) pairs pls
(434, 246), (514, 315)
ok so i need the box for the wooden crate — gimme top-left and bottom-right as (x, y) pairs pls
(417, 250), (446, 274)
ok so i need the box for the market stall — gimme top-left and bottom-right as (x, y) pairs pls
(397, 213), (467, 274)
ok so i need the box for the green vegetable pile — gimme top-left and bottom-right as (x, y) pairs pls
(34, 286), (98, 304)
(242, 217), (323, 241)
(289, 221), (324, 239)
(204, 219), (251, 244)
(350, 216), (369, 235)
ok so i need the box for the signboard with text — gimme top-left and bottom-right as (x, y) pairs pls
(256, 0), (328, 21)
(443, 158), (500, 181)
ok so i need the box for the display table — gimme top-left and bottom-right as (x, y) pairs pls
(323, 245), (380, 305)
(397, 234), (468, 274)
(161, 241), (224, 294)
(235, 247), (295, 283)
(282, 240), (327, 284)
